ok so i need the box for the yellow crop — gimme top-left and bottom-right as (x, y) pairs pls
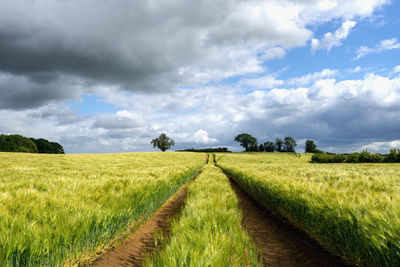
(218, 152), (400, 266)
(147, 162), (261, 266)
(0, 152), (204, 266)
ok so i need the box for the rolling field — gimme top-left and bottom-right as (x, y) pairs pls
(217, 153), (400, 266)
(0, 152), (204, 266)
(2, 151), (399, 266)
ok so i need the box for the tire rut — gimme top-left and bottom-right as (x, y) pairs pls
(227, 177), (348, 267)
(87, 169), (202, 267)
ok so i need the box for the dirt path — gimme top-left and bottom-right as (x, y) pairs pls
(228, 177), (348, 267)
(89, 170), (202, 267)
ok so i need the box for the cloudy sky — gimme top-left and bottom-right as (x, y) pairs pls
(1, 0), (399, 153)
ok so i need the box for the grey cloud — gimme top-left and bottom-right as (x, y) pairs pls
(93, 113), (145, 130)
(1, 0), (368, 111)
(0, 1), (235, 95)
(29, 105), (81, 125)
(0, 72), (81, 110)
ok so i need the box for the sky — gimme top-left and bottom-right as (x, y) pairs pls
(0, 0), (399, 153)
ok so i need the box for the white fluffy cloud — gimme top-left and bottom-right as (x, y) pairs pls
(361, 140), (400, 153)
(2, 68), (399, 153)
(287, 69), (338, 86)
(241, 75), (283, 89)
(355, 38), (400, 59)
(193, 130), (219, 145)
(311, 20), (357, 52)
(261, 47), (287, 61)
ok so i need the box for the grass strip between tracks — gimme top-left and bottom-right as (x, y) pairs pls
(146, 163), (261, 266)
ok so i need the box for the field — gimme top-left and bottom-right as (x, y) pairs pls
(0, 152), (204, 266)
(217, 152), (400, 266)
(2, 151), (399, 266)
(147, 163), (261, 266)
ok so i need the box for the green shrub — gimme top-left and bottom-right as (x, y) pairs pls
(311, 152), (330, 163)
(330, 154), (346, 163)
(346, 153), (360, 163)
(384, 149), (400, 163)
(359, 150), (383, 163)
(312, 149), (393, 164)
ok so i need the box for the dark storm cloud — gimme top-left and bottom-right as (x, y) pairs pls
(0, 72), (81, 110)
(0, 1), (236, 98)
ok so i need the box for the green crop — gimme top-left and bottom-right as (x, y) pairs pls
(147, 162), (261, 266)
(217, 152), (400, 266)
(0, 152), (204, 266)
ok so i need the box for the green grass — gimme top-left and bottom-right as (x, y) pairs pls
(0, 152), (204, 266)
(217, 152), (400, 266)
(146, 163), (261, 266)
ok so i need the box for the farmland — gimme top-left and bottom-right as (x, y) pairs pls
(147, 163), (261, 266)
(0, 152), (204, 266)
(1, 151), (399, 266)
(217, 152), (400, 266)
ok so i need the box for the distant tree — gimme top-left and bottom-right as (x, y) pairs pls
(264, 141), (275, 152)
(31, 138), (53, 153)
(275, 138), (283, 152)
(0, 134), (38, 153)
(384, 149), (400, 163)
(305, 140), (317, 153)
(151, 133), (175, 152)
(234, 133), (258, 152)
(29, 138), (64, 154)
(258, 144), (264, 152)
(0, 134), (64, 154)
(51, 142), (65, 154)
(283, 136), (297, 152)
(248, 143), (259, 152)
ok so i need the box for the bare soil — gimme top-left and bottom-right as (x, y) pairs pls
(88, 170), (202, 267)
(228, 177), (349, 267)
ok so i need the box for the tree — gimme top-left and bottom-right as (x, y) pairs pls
(283, 136), (297, 152)
(51, 142), (65, 154)
(31, 138), (53, 153)
(234, 133), (258, 152)
(30, 138), (65, 154)
(0, 134), (38, 153)
(305, 140), (317, 153)
(151, 133), (175, 152)
(258, 144), (264, 152)
(275, 138), (283, 152)
(264, 141), (275, 152)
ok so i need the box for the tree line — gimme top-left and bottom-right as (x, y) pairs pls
(150, 133), (399, 164)
(234, 133), (318, 153)
(150, 132), (318, 153)
(312, 149), (400, 163)
(177, 147), (231, 153)
(0, 134), (64, 154)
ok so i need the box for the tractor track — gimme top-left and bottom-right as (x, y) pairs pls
(228, 178), (348, 267)
(213, 155), (348, 266)
(86, 169), (203, 267)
